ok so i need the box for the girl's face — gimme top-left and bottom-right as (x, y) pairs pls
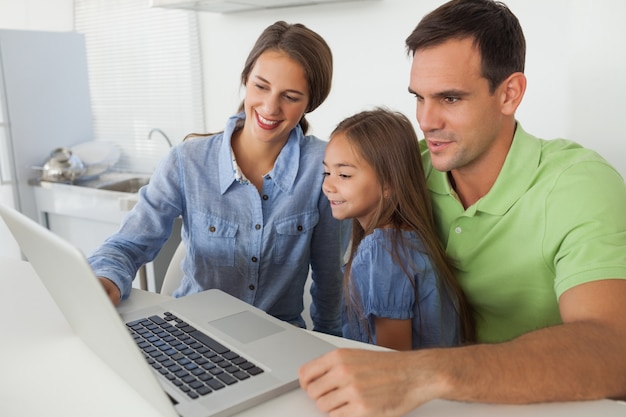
(242, 49), (310, 145)
(322, 133), (383, 229)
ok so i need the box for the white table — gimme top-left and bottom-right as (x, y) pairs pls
(1, 256), (624, 417)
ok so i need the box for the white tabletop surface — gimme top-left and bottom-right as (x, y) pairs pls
(2, 255), (624, 417)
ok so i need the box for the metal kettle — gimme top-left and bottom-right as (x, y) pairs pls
(39, 147), (86, 183)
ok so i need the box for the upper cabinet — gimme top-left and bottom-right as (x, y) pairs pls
(151, 0), (368, 13)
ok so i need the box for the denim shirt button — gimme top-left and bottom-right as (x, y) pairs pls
(251, 256), (258, 262)
(209, 226), (216, 233)
(255, 224), (261, 230)
(248, 284), (255, 290)
(262, 194), (269, 200)
(297, 225), (303, 231)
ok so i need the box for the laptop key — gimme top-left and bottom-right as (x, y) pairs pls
(216, 373), (237, 385)
(189, 331), (229, 354)
(178, 325), (196, 333)
(209, 368), (223, 376)
(198, 373), (213, 382)
(247, 366), (264, 376)
(182, 375), (196, 384)
(233, 371), (250, 381)
(189, 380), (204, 390)
(149, 315), (167, 325)
(223, 351), (239, 360)
(206, 379), (225, 390)
(231, 357), (246, 365)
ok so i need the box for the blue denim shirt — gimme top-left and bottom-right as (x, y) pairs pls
(88, 113), (344, 335)
(342, 229), (461, 348)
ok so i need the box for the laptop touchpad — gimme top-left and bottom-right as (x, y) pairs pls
(210, 311), (284, 343)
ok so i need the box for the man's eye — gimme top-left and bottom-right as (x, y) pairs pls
(444, 97), (459, 104)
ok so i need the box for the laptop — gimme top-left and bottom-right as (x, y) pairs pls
(0, 203), (336, 417)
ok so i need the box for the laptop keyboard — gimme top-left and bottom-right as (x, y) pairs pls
(126, 312), (264, 399)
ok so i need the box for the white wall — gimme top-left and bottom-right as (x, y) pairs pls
(0, 0), (73, 31)
(0, 0), (624, 177)
(198, 0), (626, 177)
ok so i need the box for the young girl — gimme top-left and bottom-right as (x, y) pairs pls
(322, 108), (474, 349)
(90, 21), (343, 335)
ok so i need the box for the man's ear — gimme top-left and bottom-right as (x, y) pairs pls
(500, 72), (526, 116)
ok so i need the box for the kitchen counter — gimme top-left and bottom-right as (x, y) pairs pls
(31, 171), (151, 223)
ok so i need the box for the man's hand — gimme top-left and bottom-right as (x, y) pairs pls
(98, 277), (121, 306)
(298, 348), (445, 417)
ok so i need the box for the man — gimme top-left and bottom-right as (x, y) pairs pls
(299, 1), (626, 416)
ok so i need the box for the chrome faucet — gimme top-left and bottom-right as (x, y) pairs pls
(148, 128), (173, 148)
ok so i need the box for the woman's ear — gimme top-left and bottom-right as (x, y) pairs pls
(500, 72), (526, 116)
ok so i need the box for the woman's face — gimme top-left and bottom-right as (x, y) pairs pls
(243, 50), (310, 145)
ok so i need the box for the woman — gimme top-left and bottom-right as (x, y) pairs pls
(90, 21), (343, 335)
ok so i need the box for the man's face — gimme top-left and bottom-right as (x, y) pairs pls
(409, 37), (508, 175)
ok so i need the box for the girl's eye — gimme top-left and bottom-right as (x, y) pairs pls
(322, 172), (330, 177)
(284, 94), (299, 103)
(339, 174), (351, 179)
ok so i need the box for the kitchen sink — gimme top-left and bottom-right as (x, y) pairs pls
(96, 177), (150, 193)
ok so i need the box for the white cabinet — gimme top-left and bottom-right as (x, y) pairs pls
(33, 180), (181, 293)
(151, 0), (368, 13)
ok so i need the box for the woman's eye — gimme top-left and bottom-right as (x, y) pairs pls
(322, 172), (330, 177)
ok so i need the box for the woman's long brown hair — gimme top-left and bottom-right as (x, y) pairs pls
(185, 20), (332, 141)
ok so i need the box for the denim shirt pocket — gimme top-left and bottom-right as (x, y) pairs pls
(273, 211), (319, 264)
(194, 214), (238, 266)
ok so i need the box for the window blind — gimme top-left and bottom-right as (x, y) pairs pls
(74, 0), (204, 173)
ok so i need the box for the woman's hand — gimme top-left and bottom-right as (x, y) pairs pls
(98, 277), (122, 306)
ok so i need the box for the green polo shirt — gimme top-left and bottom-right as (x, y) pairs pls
(421, 124), (626, 343)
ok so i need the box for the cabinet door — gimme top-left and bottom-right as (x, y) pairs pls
(46, 213), (118, 258)
(46, 213), (146, 290)
(45, 212), (182, 292)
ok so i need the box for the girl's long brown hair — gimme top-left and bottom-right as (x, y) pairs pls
(334, 108), (475, 344)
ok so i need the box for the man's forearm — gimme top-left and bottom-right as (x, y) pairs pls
(430, 321), (626, 404)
